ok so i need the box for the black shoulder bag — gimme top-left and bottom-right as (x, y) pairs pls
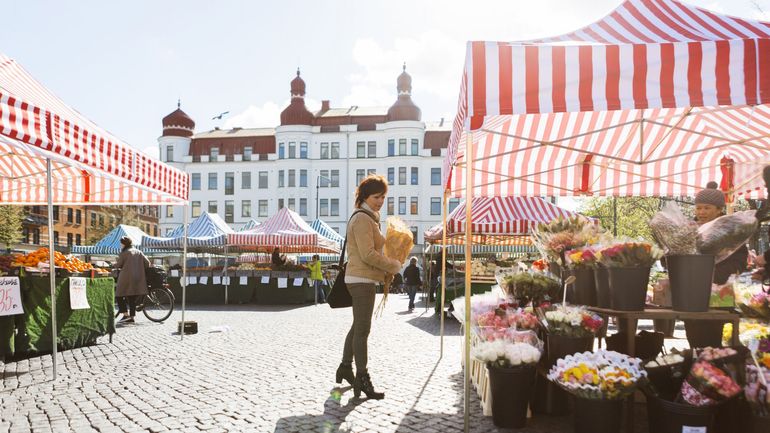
(327, 210), (372, 308)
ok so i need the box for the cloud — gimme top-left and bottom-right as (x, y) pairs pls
(223, 98), (322, 129)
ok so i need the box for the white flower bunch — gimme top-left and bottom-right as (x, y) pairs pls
(473, 340), (542, 368)
(545, 308), (582, 326)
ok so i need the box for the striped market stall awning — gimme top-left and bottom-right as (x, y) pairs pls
(142, 212), (233, 250)
(228, 208), (340, 254)
(445, 0), (770, 199)
(309, 219), (344, 245)
(72, 224), (161, 256)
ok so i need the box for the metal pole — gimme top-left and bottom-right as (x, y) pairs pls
(464, 132), (473, 433)
(181, 204), (188, 341)
(223, 245), (229, 304)
(439, 190), (448, 358)
(316, 176), (319, 219)
(612, 196), (618, 237)
(46, 159), (58, 380)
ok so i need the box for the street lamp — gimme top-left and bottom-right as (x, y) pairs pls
(316, 174), (332, 219)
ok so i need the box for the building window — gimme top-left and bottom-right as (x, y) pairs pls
(398, 197), (406, 215)
(22, 227), (29, 244)
(278, 170), (285, 188)
(99, 214), (104, 226)
(411, 139), (419, 156)
(53, 206), (59, 222)
(154, 227), (158, 237)
(288, 198), (296, 211)
(166, 146), (173, 162)
(399, 138), (407, 155)
(76, 234), (81, 245)
(90, 212), (97, 227)
(225, 172), (234, 195)
(278, 198), (284, 209)
(208, 173), (218, 190)
(65, 233), (72, 247)
(300, 142), (308, 159)
(388, 139), (395, 156)
(367, 141), (376, 158)
(410, 197), (418, 215)
(210, 147), (219, 161)
(67, 208), (73, 223)
(356, 169), (365, 186)
(320, 142), (329, 159)
(191, 173), (201, 190)
(330, 199), (340, 216)
(331, 142), (340, 159)
(258, 171), (268, 189)
(76, 209), (82, 225)
(411, 167), (418, 185)
(166, 206), (174, 218)
(399, 167), (406, 185)
(288, 142), (296, 159)
(278, 143), (285, 159)
(330, 170), (340, 187)
(242, 200), (251, 218)
(368, 168), (376, 176)
(410, 226), (418, 243)
(242, 172), (251, 189)
(192, 202), (201, 217)
(288, 170), (296, 187)
(320, 199), (329, 217)
(243, 146), (252, 161)
(449, 198), (460, 214)
(258, 200), (268, 217)
(387, 197), (394, 215)
(387, 168), (394, 185)
(300, 170), (308, 187)
(299, 198), (307, 216)
(431, 168), (441, 185)
(431, 197), (441, 215)
(357, 142), (365, 158)
(319, 170), (330, 187)
(225, 201), (234, 223)
(208, 201), (218, 214)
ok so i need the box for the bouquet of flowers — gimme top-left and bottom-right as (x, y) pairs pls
(531, 216), (604, 264)
(735, 276), (770, 319)
(565, 246), (600, 269)
(473, 339), (542, 368)
(598, 242), (662, 268)
(547, 350), (647, 400)
(532, 258), (548, 272)
(543, 304), (604, 338)
(679, 360), (742, 406)
(475, 305), (540, 341)
(650, 201), (698, 255)
(502, 272), (560, 307)
(697, 210), (758, 263)
(376, 216), (414, 316)
(745, 365), (770, 416)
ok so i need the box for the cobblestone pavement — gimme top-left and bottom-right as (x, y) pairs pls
(1, 294), (654, 432)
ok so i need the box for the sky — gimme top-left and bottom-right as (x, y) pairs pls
(4, 0), (769, 164)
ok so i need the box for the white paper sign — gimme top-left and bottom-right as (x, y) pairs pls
(199, 276), (209, 285)
(213, 276), (221, 285)
(293, 278), (303, 286)
(0, 277), (24, 316)
(223, 276), (231, 285)
(239, 276), (248, 285)
(189, 276), (198, 285)
(261, 276), (270, 284)
(69, 277), (90, 310)
(277, 278), (288, 288)
(170, 270), (179, 277)
(682, 427), (707, 433)
(307, 278), (313, 286)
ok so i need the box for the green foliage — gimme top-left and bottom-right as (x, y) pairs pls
(579, 197), (664, 242)
(0, 206), (24, 250)
(87, 206), (144, 244)
(503, 272), (561, 306)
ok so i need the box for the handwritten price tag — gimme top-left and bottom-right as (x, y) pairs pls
(69, 277), (90, 310)
(0, 277), (23, 316)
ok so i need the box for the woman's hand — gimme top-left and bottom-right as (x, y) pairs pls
(755, 255), (766, 267)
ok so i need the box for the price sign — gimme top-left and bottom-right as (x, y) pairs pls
(69, 277), (90, 310)
(0, 277), (23, 316)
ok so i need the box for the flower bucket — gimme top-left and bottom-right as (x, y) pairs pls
(605, 330), (664, 361)
(546, 334), (593, 367)
(573, 396), (622, 433)
(568, 267), (597, 306)
(487, 364), (536, 428)
(645, 391), (718, 433)
(666, 254), (715, 312)
(750, 413), (770, 433)
(531, 373), (570, 416)
(593, 266), (611, 308)
(607, 266), (650, 311)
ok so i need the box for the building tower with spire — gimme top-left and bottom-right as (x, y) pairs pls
(159, 100), (195, 164)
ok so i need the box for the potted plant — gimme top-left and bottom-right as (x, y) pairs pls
(564, 247), (599, 306)
(548, 350), (647, 433)
(542, 304), (604, 366)
(599, 242), (662, 311)
(502, 272), (560, 307)
(473, 338), (542, 428)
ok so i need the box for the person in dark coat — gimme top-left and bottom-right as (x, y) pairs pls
(403, 257), (422, 312)
(114, 237), (150, 323)
(271, 247), (286, 267)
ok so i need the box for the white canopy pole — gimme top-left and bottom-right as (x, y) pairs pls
(463, 132), (473, 433)
(180, 204), (188, 340)
(439, 190), (448, 358)
(46, 158), (58, 380)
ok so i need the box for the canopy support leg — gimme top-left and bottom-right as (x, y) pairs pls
(181, 205), (188, 341)
(46, 158), (58, 380)
(439, 190), (448, 358)
(463, 132), (474, 433)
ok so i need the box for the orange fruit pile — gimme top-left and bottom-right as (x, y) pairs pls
(11, 248), (93, 273)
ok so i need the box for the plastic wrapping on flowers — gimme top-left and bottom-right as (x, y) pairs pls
(649, 201), (698, 255)
(723, 321), (770, 369)
(375, 216), (413, 316)
(598, 240), (663, 268)
(745, 365), (770, 416)
(680, 360), (742, 406)
(542, 304), (604, 338)
(502, 271), (561, 307)
(530, 216), (607, 265)
(474, 305), (541, 342)
(733, 276), (770, 320)
(564, 246), (601, 270)
(697, 210), (758, 263)
(547, 350), (647, 400)
(472, 331), (543, 368)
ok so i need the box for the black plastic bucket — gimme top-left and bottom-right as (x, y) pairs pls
(594, 266), (611, 308)
(569, 268), (597, 306)
(608, 266), (650, 311)
(531, 374), (570, 416)
(546, 334), (594, 367)
(750, 413), (770, 433)
(487, 364), (536, 428)
(573, 397), (622, 433)
(645, 392), (717, 433)
(667, 254), (715, 312)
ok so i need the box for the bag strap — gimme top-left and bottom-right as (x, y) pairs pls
(338, 209), (376, 267)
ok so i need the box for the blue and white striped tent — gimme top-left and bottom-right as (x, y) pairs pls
(142, 212), (234, 250)
(238, 219), (261, 232)
(72, 224), (155, 255)
(309, 219), (343, 246)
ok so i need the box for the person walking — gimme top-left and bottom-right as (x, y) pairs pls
(403, 257), (422, 312)
(428, 260), (439, 303)
(114, 236), (150, 324)
(336, 174), (402, 400)
(307, 254), (325, 303)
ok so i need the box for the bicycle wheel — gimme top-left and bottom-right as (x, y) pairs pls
(142, 288), (174, 323)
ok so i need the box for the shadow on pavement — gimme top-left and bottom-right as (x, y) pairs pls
(405, 313), (461, 337)
(273, 390), (363, 433)
(178, 304), (309, 313)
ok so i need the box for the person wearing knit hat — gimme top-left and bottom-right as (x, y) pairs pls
(694, 181), (725, 225)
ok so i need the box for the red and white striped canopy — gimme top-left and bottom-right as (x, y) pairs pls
(0, 54), (188, 204)
(227, 208), (340, 254)
(423, 196), (580, 245)
(446, 0), (770, 198)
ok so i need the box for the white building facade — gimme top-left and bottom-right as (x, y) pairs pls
(158, 68), (456, 244)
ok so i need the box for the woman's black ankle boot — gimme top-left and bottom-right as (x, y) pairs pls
(335, 362), (355, 386)
(353, 371), (384, 400)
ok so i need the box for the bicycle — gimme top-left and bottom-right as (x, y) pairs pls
(114, 266), (175, 323)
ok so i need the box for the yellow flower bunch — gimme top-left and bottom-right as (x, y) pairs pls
(562, 363), (599, 385)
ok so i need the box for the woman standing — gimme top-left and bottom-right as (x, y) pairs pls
(307, 254), (325, 303)
(114, 237), (150, 323)
(336, 174), (403, 399)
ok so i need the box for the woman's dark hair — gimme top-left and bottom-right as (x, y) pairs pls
(354, 174), (388, 208)
(312, 254), (319, 260)
(120, 236), (132, 249)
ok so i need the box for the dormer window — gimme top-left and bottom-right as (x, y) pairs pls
(210, 147), (219, 161)
(243, 146), (252, 161)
